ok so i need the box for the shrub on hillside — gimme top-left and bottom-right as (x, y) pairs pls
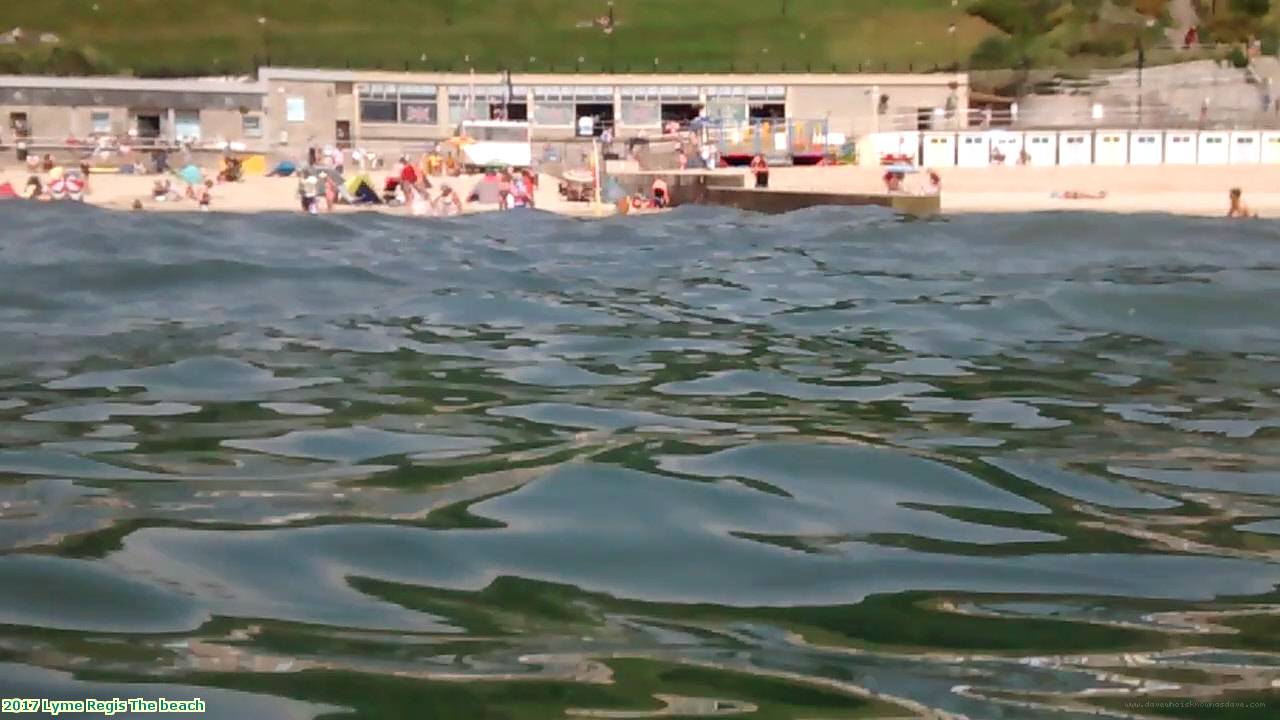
(968, 0), (1061, 36)
(1228, 45), (1250, 67)
(1236, 0), (1271, 18)
(969, 36), (1022, 69)
(1073, 37), (1131, 56)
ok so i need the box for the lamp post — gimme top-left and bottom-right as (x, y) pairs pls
(607, 1), (615, 72)
(1136, 37), (1145, 127)
(257, 15), (268, 68)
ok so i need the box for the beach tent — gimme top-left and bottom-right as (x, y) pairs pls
(1057, 131), (1092, 166)
(988, 131), (1023, 165)
(956, 131), (989, 167)
(1164, 131), (1196, 164)
(1229, 131), (1261, 164)
(1023, 131), (1057, 166)
(1261, 131), (1280, 163)
(1094, 130), (1128, 166)
(921, 132), (956, 167)
(470, 176), (502, 204)
(1128, 131), (1162, 165)
(1197, 131), (1229, 164)
(269, 160), (297, 177)
(345, 174), (380, 204)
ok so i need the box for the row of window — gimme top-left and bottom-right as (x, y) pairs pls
(356, 83), (784, 102)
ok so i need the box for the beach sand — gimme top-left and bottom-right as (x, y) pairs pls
(768, 164), (1280, 217)
(3, 163), (1276, 217)
(0, 167), (608, 217)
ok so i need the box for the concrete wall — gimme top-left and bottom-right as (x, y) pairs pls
(264, 80), (342, 152)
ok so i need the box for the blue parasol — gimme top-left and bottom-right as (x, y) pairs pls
(178, 164), (203, 185)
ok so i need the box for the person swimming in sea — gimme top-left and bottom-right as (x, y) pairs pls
(1228, 187), (1258, 219)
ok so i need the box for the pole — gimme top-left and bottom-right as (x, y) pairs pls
(1137, 38), (1145, 127)
(591, 138), (604, 216)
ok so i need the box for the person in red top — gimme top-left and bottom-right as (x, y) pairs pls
(399, 156), (419, 187)
(749, 154), (769, 188)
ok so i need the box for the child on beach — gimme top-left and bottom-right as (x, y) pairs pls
(198, 180), (213, 211)
(1228, 188), (1258, 219)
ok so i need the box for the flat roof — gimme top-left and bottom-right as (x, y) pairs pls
(259, 66), (966, 88)
(0, 75), (264, 94)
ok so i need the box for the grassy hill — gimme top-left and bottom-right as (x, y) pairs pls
(0, 0), (992, 76)
(0, 0), (1275, 77)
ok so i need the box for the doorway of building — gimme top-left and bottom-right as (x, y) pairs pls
(8, 111), (29, 137)
(335, 120), (351, 148)
(574, 102), (613, 137)
(660, 103), (701, 125)
(134, 113), (162, 140)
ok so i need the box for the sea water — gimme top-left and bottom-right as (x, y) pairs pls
(0, 204), (1278, 719)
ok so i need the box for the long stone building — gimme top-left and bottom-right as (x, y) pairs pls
(1, 67), (969, 153)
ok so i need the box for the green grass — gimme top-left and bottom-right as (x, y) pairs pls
(0, 0), (993, 76)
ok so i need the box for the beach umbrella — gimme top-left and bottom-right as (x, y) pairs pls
(178, 164), (203, 185)
(885, 164), (919, 174)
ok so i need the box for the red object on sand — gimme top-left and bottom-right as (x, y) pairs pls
(0, 182), (15, 199)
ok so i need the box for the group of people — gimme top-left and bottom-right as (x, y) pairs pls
(9, 156), (91, 202)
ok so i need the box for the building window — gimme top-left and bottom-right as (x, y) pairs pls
(533, 102), (574, 126)
(242, 115), (262, 138)
(174, 111), (201, 142)
(285, 97), (306, 123)
(619, 99), (660, 125)
(359, 83), (398, 123)
(90, 111), (111, 134)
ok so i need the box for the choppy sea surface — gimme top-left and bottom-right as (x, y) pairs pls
(1, 203), (1279, 719)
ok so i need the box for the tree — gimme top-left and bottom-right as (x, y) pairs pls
(1236, 0), (1271, 17)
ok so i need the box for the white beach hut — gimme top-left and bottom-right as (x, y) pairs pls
(1197, 130), (1230, 164)
(1023, 131), (1057, 166)
(871, 131), (921, 165)
(921, 132), (957, 167)
(1128, 130), (1162, 165)
(1094, 130), (1129, 166)
(988, 130), (1023, 165)
(1057, 130), (1093, 166)
(1261, 131), (1280, 163)
(1229, 130), (1262, 164)
(1164, 131), (1197, 164)
(956, 131), (990, 167)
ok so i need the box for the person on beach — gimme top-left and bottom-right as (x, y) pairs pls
(926, 170), (941, 195)
(22, 175), (45, 201)
(408, 183), (431, 217)
(511, 172), (533, 209)
(651, 177), (669, 208)
(300, 173), (320, 214)
(1228, 188), (1258, 219)
(882, 170), (904, 193)
(521, 169), (538, 208)
(436, 184), (464, 216)
(198, 180), (213, 212)
(749, 154), (769, 188)
(677, 146), (688, 170)
(498, 171), (512, 210)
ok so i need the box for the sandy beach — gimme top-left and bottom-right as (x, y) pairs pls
(767, 164), (1280, 217)
(3, 163), (1276, 217)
